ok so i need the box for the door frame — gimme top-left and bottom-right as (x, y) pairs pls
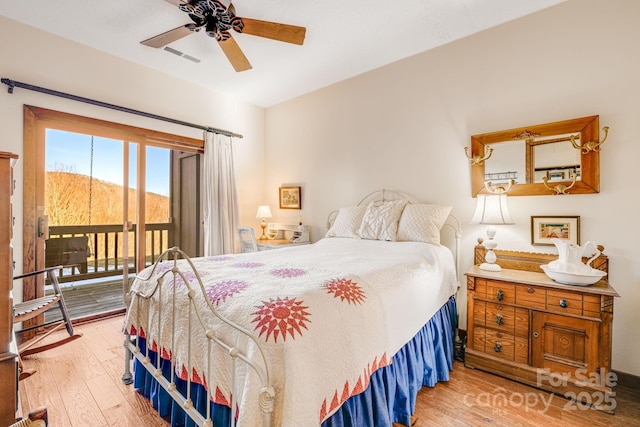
(22, 106), (202, 329)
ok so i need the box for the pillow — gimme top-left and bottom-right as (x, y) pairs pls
(397, 204), (452, 245)
(325, 205), (367, 238)
(357, 199), (408, 241)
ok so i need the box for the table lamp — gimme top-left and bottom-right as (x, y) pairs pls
(256, 205), (272, 240)
(470, 193), (514, 271)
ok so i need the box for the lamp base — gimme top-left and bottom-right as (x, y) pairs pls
(259, 221), (268, 240)
(479, 262), (502, 272)
(479, 246), (501, 271)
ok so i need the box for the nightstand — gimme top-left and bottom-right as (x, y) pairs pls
(465, 246), (619, 413)
(256, 239), (309, 251)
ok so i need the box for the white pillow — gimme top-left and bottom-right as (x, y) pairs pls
(357, 199), (408, 241)
(397, 204), (452, 245)
(325, 206), (367, 238)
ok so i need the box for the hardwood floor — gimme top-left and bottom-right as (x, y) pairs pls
(18, 316), (640, 426)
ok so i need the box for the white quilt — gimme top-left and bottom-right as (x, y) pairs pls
(125, 238), (458, 426)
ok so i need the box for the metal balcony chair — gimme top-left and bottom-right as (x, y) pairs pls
(13, 265), (82, 363)
(237, 226), (258, 253)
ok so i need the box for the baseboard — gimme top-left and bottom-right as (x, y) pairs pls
(614, 369), (640, 392)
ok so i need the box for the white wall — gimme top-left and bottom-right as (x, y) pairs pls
(265, 0), (640, 376)
(0, 17), (266, 303)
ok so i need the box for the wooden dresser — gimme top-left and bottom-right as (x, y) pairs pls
(465, 246), (619, 413)
(0, 151), (19, 425)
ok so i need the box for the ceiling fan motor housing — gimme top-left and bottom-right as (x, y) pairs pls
(179, 0), (244, 39)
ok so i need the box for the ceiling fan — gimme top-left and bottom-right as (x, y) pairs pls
(141, 0), (306, 72)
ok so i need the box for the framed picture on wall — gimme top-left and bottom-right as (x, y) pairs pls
(531, 215), (580, 246)
(279, 186), (301, 209)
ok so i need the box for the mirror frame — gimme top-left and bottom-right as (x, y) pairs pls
(470, 115), (601, 197)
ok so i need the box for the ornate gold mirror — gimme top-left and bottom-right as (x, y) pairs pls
(469, 116), (607, 196)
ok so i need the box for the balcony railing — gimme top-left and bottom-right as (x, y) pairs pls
(47, 223), (171, 283)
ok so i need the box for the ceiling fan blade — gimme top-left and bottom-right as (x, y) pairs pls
(239, 18), (306, 45)
(141, 25), (194, 48)
(218, 36), (252, 72)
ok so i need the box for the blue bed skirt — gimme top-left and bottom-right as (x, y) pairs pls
(133, 296), (457, 426)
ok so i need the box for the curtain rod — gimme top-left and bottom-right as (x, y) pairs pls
(1, 77), (243, 139)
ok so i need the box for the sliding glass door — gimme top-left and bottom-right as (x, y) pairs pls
(22, 106), (200, 324)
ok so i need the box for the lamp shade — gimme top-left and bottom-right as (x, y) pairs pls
(470, 194), (514, 225)
(256, 205), (272, 219)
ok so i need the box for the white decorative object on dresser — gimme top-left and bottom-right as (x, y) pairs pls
(0, 151), (19, 426)
(466, 245), (619, 413)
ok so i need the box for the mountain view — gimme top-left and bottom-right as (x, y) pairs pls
(46, 171), (170, 226)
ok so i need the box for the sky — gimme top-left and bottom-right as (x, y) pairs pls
(45, 129), (170, 196)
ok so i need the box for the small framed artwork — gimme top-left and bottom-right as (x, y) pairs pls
(531, 215), (580, 246)
(279, 186), (301, 209)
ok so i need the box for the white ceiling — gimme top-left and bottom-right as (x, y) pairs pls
(0, 0), (565, 107)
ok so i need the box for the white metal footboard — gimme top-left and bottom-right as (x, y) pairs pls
(122, 247), (275, 427)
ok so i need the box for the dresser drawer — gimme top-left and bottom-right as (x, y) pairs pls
(473, 327), (528, 363)
(547, 289), (583, 316)
(515, 283), (546, 309)
(484, 302), (515, 334)
(485, 280), (515, 304)
(486, 328), (515, 361)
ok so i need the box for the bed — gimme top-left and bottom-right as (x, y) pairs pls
(123, 190), (461, 426)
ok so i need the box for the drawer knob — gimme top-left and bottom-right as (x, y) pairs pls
(496, 290), (504, 301)
(533, 332), (539, 338)
(527, 287), (534, 294)
(494, 342), (502, 353)
(496, 314), (504, 325)
(559, 299), (568, 308)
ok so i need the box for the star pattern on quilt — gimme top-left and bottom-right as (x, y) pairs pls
(322, 278), (366, 305)
(270, 267), (306, 278)
(206, 279), (249, 306)
(251, 297), (311, 342)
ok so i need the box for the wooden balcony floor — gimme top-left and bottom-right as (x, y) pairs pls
(45, 278), (130, 323)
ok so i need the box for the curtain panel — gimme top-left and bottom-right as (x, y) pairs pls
(203, 132), (239, 255)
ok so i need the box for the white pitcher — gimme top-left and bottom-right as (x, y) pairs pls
(547, 238), (600, 274)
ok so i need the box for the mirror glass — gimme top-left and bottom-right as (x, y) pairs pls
(470, 116), (602, 196)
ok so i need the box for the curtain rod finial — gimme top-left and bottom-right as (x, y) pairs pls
(1, 78), (14, 93)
